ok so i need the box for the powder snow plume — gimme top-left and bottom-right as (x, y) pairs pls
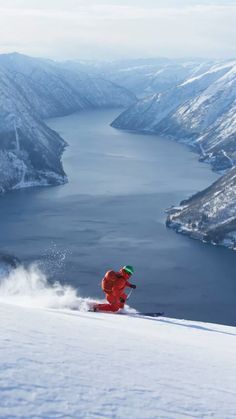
(0, 263), (93, 311)
(0, 263), (137, 314)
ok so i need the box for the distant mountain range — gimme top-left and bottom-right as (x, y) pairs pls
(63, 57), (212, 98)
(0, 53), (136, 194)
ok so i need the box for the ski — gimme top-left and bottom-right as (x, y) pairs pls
(138, 312), (164, 317)
(88, 309), (164, 317)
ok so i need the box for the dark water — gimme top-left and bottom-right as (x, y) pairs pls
(1, 109), (236, 325)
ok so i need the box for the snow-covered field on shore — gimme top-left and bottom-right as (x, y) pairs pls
(0, 265), (236, 419)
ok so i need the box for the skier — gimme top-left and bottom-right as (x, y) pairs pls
(94, 265), (136, 312)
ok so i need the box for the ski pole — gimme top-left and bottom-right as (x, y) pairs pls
(126, 288), (133, 300)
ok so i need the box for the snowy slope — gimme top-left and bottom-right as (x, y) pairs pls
(162, 63), (236, 157)
(1, 264), (236, 419)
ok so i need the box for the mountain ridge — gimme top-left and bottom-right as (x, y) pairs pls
(111, 60), (236, 166)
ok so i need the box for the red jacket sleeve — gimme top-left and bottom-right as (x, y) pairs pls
(112, 279), (131, 296)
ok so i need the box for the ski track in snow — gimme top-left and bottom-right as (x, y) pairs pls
(0, 265), (236, 418)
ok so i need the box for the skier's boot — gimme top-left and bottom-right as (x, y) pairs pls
(89, 304), (99, 312)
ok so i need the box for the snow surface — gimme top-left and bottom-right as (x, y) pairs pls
(1, 264), (236, 418)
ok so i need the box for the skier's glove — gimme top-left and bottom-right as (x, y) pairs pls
(120, 297), (125, 303)
(130, 284), (136, 289)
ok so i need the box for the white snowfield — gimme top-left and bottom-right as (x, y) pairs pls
(0, 266), (236, 419)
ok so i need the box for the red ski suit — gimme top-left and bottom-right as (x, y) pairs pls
(96, 270), (132, 312)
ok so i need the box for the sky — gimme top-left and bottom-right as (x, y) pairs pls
(0, 0), (236, 61)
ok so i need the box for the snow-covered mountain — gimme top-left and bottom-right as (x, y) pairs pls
(0, 262), (236, 419)
(65, 57), (214, 98)
(0, 53), (136, 193)
(166, 165), (236, 250)
(112, 60), (236, 170)
(160, 62), (236, 162)
(0, 53), (136, 118)
(0, 63), (67, 193)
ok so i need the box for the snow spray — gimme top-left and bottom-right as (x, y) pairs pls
(0, 263), (92, 311)
(0, 263), (137, 314)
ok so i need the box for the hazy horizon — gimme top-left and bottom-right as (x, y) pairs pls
(1, 51), (236, 65)
(0, 0), (235, 61)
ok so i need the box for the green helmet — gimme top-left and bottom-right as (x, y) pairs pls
(122, 265), (134, 275)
